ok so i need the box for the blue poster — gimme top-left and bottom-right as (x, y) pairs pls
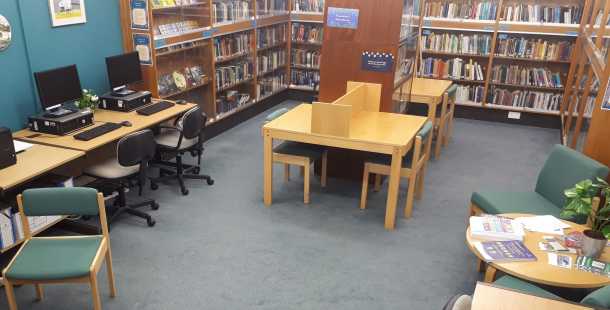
(361, 52), (394, 72)
(132, 34), (152, 66)
(327, 7), (359, 29)
(131, 0), (149, 30)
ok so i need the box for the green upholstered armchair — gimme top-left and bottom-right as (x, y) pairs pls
(470, 144), (610, 223)
(495, 275), (610, 308)
(2, 187), (116, 310)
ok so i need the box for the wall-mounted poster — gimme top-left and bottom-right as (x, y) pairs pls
(327, 7), (359, 29)
(131, 0), (149, 30)
(361, 52), (394, 72)
(0, 15), (11, 51)
(132, 33), (152, 66)
(48, 0), (87, 27)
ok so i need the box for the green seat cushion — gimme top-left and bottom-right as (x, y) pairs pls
(494, 276), (562, 300)
(367, 151), (414, 167)
(6, 236), (103, 281)
(471, 191), (561, 217)
(582, 286), (610, 308)
(273, 142), (324, 160)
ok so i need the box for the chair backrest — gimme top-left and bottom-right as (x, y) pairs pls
(446, 84), (458, 100)
(581, 285), (610, 308)
(180, 106), (206, 140)
(536, 144), (609, 208)
(117, 129), (156, 167)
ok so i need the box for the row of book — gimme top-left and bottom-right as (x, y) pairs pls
(212, 0), (251, 24)
(291, 49), (321, 68)
(292, 0), (324, 13)
(256, 0), (286, 15)
(396, 45), (415, 82)
(257, 73), (286, 99)
(0, 208), (62, 249)
(499, 4), (582, 24)
(215, 61), (253, 91)
(495, 37), (573, 61)
(456, 85), (484, 104)
(216, 90), (251, 117)
(257, 24), (286, 49)
(423, 1), (498, 20)
(151, 0), (204, 9)
(155, 20), (200, 36)
(158, 66), (207, 97)
(489, 88), (562, 112)
(491, 65), (563, 89)
(292, 23), (323, 44)
(291, 69), (319, 88)
(421, 32), (492, 55)
(215, 32), (251, 60)
(258, 49), (286, 74)
(421, 57), (485, 81)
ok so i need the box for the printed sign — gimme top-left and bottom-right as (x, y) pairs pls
(327, 7), (359, 29)
(132, 33), (152, 66)
(361, 52), (394, 72)
(131, 0), (148, 30)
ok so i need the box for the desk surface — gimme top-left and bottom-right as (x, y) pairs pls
(472, 283), (592, 310)
(13, 102), (196, 152)
(0, 145), (84, 191)
(410, 78), (453, 97)
(467, 213), (610, 289)
(264, 104), (428, 150)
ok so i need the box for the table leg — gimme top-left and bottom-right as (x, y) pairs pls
(263, 132), (273, 206)
(477, 259), (485, 273)
(384, 148), (402, 230)
(484, 265), (497, 283)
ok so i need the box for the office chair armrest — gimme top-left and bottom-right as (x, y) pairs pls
(157, 125), (182, 133)
(156, 126), (185, 151)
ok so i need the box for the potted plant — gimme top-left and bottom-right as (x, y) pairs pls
(76, 89), (99, 112)
(560, 178), (610, 258)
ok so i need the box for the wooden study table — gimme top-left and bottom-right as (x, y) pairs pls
(472, 282), (593, 310)
(262, 103), (428, 230)
(13, 101), (196, 152)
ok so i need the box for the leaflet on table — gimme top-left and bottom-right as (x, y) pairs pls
(514, 215), (570, 235)
(576, 256), (610, 277)
(548, 253), (572, 269)
(13, 140), (33, 153)
(474, 240), (536, 262)
(469, 216), (525, 241)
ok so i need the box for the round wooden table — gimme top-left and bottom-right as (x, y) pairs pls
(466, 213), (610, 288)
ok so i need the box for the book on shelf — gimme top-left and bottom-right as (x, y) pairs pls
(258, 49), (286, 74)
(291, 23), (323, 44)
(158, 65), (207, 97)
(256, 0), (286, 15)
(489, 87), (563, 113)
(257, 24), (286, 48)
(257, 73), (286, 99)
(491, 65), (563, 89)
(155, 20), (200, 36)
(469, 216), (525, 241)
(156, 40), (207, 55)
(212, 0), (251, 24)
(215, 60), (253, 90)
(456, 85), (484, 104)
(421, 31), (491, 55)
(291, 69), (319, 88)
(215, 32), (251, 59)
(216, 90), (251, 116)
(291, 49), (320, 68)
(474, 240), (537, 262)
(423, 1), (498, 20)
(495, 36), (573, 61)
(499, 4), (582, 24)
(421, 57), (485, 81)
(292, 0), (324, 13)
(151, 0), (204, 9)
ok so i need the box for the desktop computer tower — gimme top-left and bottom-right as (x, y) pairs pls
(28, 110), (94, 136)
(0, 127), (16, 169)
(99, 91), (152, 112)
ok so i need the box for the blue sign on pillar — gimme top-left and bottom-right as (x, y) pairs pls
(361, 52), (394, 72)
(327, 7), (359, 29)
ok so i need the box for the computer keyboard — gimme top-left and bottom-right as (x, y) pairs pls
(137, 101), (175, 116)
(74, 123), (122, 141)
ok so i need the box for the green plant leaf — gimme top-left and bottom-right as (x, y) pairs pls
(602, 225), (610, 239)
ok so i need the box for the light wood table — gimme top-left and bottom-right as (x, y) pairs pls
(466, 213), (610, 288)
(262, 104), (428, 230)
(407, 78), (452, 158)
(472, 282), (593, 310)
(13, 101), (196, 152)
(0, 145), (84, 192)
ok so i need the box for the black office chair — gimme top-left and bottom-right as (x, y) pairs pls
(150, 105), (214, 196)
(84, 129), (158, 227)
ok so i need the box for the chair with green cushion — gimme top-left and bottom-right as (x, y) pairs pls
(470, 144), (609, 223)
(494, 275), (610, 308)
(3, 187), (116, 310)
(443, 84), (458, 148)
(360, 120), (434, 218)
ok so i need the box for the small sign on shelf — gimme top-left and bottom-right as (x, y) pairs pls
(361, 52), (394, 72)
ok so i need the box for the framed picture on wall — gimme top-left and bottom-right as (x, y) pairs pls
(48, 0), (87, 27)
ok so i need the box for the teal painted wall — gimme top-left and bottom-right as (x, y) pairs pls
(0, 0), (123, 131)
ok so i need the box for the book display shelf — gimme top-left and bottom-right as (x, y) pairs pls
(394, 0), (421, 112)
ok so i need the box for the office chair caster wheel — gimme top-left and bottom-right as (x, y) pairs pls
(150, 183), (159, 190)
(151, 202), (160, 210)
(206, 178), (214, 186)
(181, 188), (189, 196)
(147, 218), (156, 227)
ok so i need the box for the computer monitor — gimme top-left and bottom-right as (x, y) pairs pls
(105, 51), (143, 96)
(34, 65), (83, 117)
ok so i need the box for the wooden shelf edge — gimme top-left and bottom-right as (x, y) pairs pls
(1, 216), (68, 253)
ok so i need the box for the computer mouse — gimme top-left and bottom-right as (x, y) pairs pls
(120, 121), (132, 127)
(176, 99), (187, 105)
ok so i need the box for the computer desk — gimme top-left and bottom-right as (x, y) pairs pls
(13, 101), (196, 152)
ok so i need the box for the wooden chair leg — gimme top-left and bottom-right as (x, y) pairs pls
(35, 284), (43, 301)
(445, 109), (455, 147)
(106, 250), (117, 298)
(303, 162), (310, 204)
(321, 151), (328, 187)
(4, 279), (18, 310)
(90, 274), (102, 310)
(360, 165), (370, 210)
(404, 173), (417, 218)
(283, 164), (290, 182)
(374, 174), (382, 192)
(434, 127), (443, 159)
(415, 167), (426, 201)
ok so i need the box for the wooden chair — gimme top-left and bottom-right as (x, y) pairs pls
(360, 120), (433, 218)
(441, 85), (458, 148)
(3, 187), (116, 310)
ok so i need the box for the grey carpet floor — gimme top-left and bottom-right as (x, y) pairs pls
(2, 100), (559, 309)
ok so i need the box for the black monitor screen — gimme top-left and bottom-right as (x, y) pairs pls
(106, 52), (143, 89)
(34, 65), (83, 110)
